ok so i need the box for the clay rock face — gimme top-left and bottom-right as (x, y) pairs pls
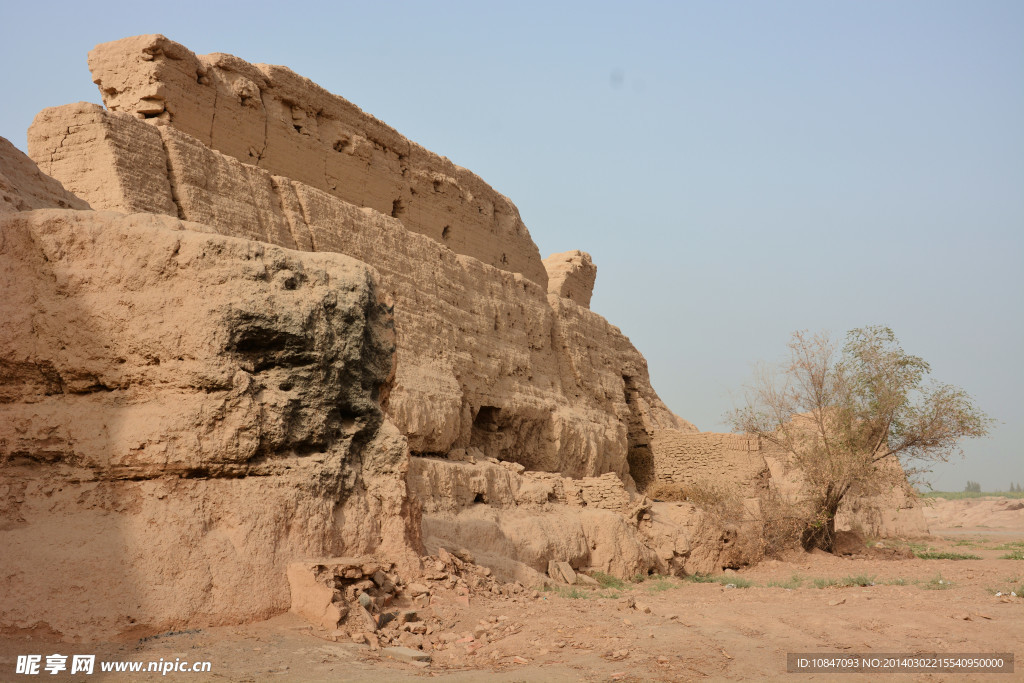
(544, 250), (597, 308)
(29, 104), (690, 478)
(0, 136), (90, 214)
(0, 209), (414, 638)
(86, 34), (548, 286)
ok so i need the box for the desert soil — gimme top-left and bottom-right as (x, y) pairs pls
(2, 498), (1021, 682)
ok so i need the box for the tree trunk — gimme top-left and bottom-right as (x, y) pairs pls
(801, 493), (843, 552)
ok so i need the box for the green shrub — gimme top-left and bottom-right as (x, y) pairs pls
(591, 571), (626, 589)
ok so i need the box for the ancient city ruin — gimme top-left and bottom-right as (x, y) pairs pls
(1, 35), (927, 646)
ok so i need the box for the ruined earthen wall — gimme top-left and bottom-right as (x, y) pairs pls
(28, 106), (690, 478)
(544, 250), (597, 309)
(0, 207), (416, 638)
(28, 103), (176, 216)
(84, 34), (548, 286)
(649, 430), (770, 494)
(1, 136), (91, 214)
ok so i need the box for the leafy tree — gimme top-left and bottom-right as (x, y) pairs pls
(729, 326), (992, 552)
(964, 480), (982, 493)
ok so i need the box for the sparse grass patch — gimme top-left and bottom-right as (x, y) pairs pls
(906, 541), (935, 554)
(592, 572), (626, 589)
(767, 574), (805, 589)
(984, 576), (1023, 596)
(883, 577), (915, 586)
(727, 577), (757, 588)
(811, 575), (875, 588)
(915, 551), (981, 560)
(1000, 550), (1024, 560)
(921, 574), (954, 590)
(647, 581), (679, 593)
(681, 574), (756, 588)
(682, 574), (719, 584)
(838, 574), (876, 587)
(922, 490), (1024, 500)
(541, 584), (593, 599)
(995, 541), (1024, 551)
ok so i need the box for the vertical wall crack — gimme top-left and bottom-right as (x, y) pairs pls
(157, 128), (187, 220)
(293, 181), (317, 252)
(208, 87), (219, 148)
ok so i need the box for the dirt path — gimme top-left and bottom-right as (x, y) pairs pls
(3, 524), (1021, 681)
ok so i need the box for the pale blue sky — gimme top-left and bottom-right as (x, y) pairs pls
(2, 1), (1021, 490)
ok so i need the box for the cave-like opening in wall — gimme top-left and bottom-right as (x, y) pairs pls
(468, 404), (553, 471)
(622, 374), (655, 492)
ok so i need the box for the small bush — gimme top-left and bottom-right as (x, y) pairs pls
(592, 572), (626, 589)
(756, 488), (807, 558)
(683, 574), (719, 584)
(813, 578), (838, 589)
(645, 481), (689, 502)
(677, 481), (748, 528)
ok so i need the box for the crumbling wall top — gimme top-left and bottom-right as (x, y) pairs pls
(87, 34), (549, 287)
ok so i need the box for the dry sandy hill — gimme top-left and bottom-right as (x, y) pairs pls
(924, 497), (1024, 532)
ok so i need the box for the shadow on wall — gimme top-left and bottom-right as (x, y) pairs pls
(468, 405), (549, 469)
(0, 210), (409, 642)
(622, 375), (655, 492)
(0, 211), (144, 641)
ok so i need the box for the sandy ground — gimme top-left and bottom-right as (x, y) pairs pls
(2, 499), (1021, 682)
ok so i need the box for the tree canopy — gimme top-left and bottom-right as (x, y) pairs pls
(729, 326), (992, 551)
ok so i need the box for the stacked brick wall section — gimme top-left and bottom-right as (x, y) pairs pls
(83, 34), (548, 286)
(649, 430), (770, 495)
